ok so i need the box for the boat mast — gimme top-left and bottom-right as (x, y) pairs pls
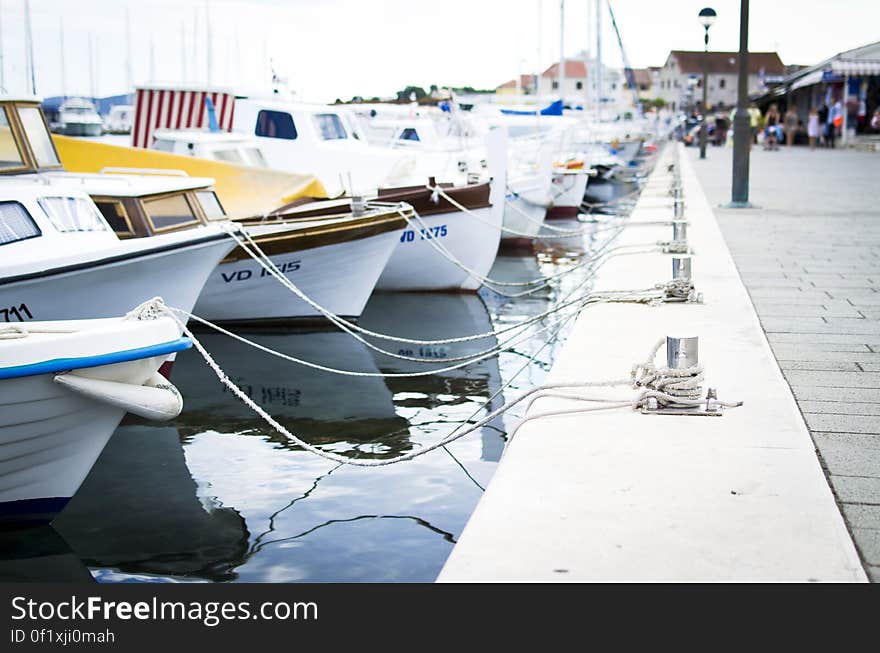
(582, 0), (590, 111)
(0, 0), (5, 93)
(125, 6), (133, 92)
(23, 0), (36, 94)
(557, 0), (564, 101)
(58, 19), (66, 99)
(595, 0), (602, 121)
(181, 20), (187, 82)
(205, 0), (213, 85)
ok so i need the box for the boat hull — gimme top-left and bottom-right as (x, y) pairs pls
(0, 236), (232, 323)
(546, 171), (589, 219)
(376, 206), (501, 292)
(0, 355), (168, 526)
(193, 229), (401, 323)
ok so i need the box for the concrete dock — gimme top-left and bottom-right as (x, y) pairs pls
(438, 143), (867, 582)
(689, 144), (880, 582)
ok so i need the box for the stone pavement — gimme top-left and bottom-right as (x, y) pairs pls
(688, 144), (880, 581)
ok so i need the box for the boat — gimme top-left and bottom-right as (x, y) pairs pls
(0, 306), (190, 525)
(53, 97), (104, 137)
(0, 183), (235, 324)
(197, 200), (406, 323)
(267, 178), (504, 293)
(104, 104), (134, 135)
(546, 161), (590, 219)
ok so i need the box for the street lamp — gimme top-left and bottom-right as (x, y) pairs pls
(698, 7), (717, 159)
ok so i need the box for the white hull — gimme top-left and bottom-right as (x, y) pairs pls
(194, 229), (401, 322)
(550, 171), (590, 209)
(0, 236), (232, 323)
(0, 359), (166, 522)
(376, 205), (502, 292)
(502, 178), (549, 242)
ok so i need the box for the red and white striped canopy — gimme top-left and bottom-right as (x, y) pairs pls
(132, 87), (236, 149)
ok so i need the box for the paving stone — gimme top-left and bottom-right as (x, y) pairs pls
(808, 416), (880, 434)
(792, 386), (880, 402)
(813, 433), (880, 476)
(829, 475), (880, 505)
(784, 370), (880, 389)
(868, 566), (880, 582)
(852, 529), (880, 566)
(841, 504), (880, 530)
(799, 401), (880, 416)
(772, 347), (878, 359)
(779, 360), (861, 371)
(756, 304), (863, 318)
(860, 363), (880, 372)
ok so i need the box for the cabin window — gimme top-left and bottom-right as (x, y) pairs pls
(93, 199), (133, 235)
(0, 201), (41, 246)
(214, 148), (244, 164)
(255, 110), (297, 140)
(17, 106), (60, 168)
(196, 191), (226, 220)
(313, 113), (348, 140)
(39, 196), (108, 233)
(152, 139), (175, 153)
(0, 109), (26, 169)
(143, 193), (199, 231)
(398, 128), (420, 142)
(243, 147), (268, 167)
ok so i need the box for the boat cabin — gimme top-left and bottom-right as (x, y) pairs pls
(0, 98), (227, 239)
(0, 184), (120, 271)
(0, 98), (64, 174)
(231, 98), (413, 194)
(151, 130), (270, 169)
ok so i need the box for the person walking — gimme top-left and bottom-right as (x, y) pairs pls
(784, 106), (799, 147)
(748, 103), (761, 148)
(807, 107), (820, 150)
(817, 103), (829, 146)
(764, 104), (781, 150)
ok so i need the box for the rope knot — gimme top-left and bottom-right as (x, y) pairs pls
(124, 297), (168, 321)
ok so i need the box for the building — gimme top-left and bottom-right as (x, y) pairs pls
(495, 74), (538, 97)
(656, 50), (785, 112)
(534, 56), (630, 109)
(768, 41), (880, 142)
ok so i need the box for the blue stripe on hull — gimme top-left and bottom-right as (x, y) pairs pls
(0, 497), (70, 527)
(0, 336), (192, 380)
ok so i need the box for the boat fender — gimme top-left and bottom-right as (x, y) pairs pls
(53, 371), (184, 421)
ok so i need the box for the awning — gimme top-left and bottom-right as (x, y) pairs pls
(790, 69), (825, 91)
(831, 59), (880, 75)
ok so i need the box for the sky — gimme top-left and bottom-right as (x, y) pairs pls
(1, 0), (878, 102)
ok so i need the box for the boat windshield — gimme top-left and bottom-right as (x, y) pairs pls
(196, 190), (226, 220)
(0, 108), (26, 170)
(38, 197), (109, 233)
(0, 201), (41, 246)
(314, 113), (348, 140)
(142, 193), (200, 231)
(17, 106), (61, 168)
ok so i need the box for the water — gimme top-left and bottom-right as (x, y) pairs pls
(4, 213), (639, 583)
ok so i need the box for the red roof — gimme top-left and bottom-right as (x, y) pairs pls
(541, 60), (588, 78)
(497, 74), (537, 89)
(667, 50), (785, 75)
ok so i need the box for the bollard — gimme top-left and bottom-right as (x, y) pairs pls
(672, 255), (692, 282)
(666, 335), (699, 369)
(673, 220), (688, 244)
(351, 196), (366, 217)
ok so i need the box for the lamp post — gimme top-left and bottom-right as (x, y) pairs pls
(698, 7), (716, 159)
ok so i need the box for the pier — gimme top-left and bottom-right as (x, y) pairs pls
(438, 144), (867, 582)
(692, 145), (880, 582)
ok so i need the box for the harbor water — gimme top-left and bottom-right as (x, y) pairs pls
(1, 213), (635, 583)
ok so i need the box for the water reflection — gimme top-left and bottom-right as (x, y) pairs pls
(5, 243), (607, 582)
(0, 526), (92, 582)
(53, 425), (249, 582)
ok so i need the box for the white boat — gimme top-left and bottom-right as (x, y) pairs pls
(104, 104), (134, 135)
(548, 166), (590, 218)
(0, 184), (235, 324)
(0, 308), (189, 525)
(54, 97), (104, 137)
(194, 203), (406, 323)
(502, 170), (552, 245)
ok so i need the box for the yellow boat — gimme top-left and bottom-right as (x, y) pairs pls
(53, 134), (326, 219)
